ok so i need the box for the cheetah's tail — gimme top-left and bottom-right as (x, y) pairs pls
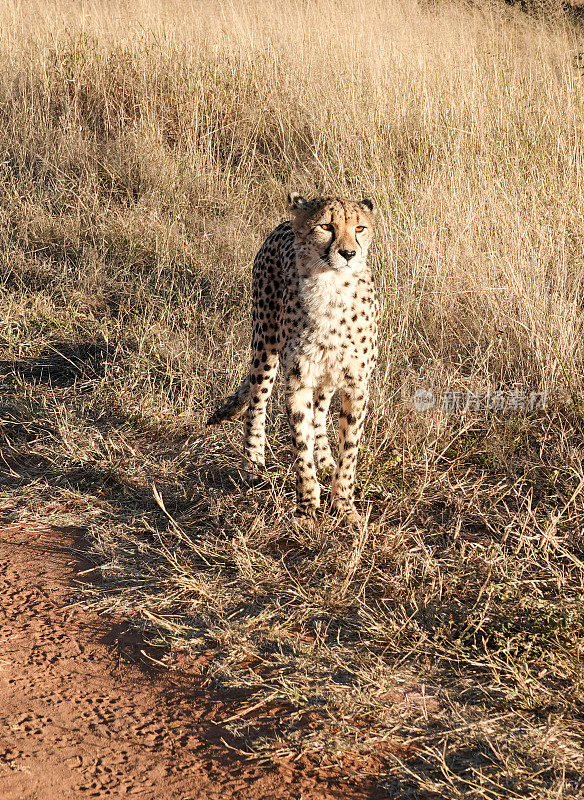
(206, 376), (251, 425)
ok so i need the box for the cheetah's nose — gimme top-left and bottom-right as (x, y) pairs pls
(339, 249), (356, 262)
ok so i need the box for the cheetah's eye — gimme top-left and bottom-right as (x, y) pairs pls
(319, 223), (334, 232)
(355, 225), (366, 233)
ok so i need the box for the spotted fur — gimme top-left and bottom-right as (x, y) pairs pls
(208, 194), (378, 523)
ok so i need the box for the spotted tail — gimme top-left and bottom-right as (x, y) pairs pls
(206, 376), (251, 425)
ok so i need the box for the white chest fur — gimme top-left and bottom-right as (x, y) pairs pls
(287, 266), (369, 388)
(299, 268), (353, 318)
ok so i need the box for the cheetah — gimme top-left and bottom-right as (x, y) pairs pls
(208, 193), (378, 523)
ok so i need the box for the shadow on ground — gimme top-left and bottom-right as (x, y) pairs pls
(0, 343), (392, 798)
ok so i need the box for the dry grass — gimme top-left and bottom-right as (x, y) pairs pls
(2, 0), (584, 796)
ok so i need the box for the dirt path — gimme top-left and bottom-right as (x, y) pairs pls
(0, 523), (384, 800)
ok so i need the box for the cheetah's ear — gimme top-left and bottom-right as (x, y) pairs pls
(287, 192), (308, 212)
(359, 198), (375, 215)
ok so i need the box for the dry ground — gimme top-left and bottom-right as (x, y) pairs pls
(2, 0), (584, 797)
(0, 520), (387, 798)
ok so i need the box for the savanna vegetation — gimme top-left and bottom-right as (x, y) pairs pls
(2, 0), (584, 796)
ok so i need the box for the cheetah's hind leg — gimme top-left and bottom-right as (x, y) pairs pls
(241, 341), (280, 485)
(207, 375), (263, 485)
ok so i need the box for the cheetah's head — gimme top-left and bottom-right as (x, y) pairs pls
(287, 193), (375, 274)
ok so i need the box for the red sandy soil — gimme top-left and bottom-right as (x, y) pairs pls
(0, 523), (388, 799)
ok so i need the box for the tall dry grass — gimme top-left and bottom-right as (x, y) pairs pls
(2, 0), (584, 796)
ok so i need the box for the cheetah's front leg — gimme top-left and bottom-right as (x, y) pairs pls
(331, 389), (368, 522)
(313, 385), (335, 473)
(285, 380), (320, 521)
